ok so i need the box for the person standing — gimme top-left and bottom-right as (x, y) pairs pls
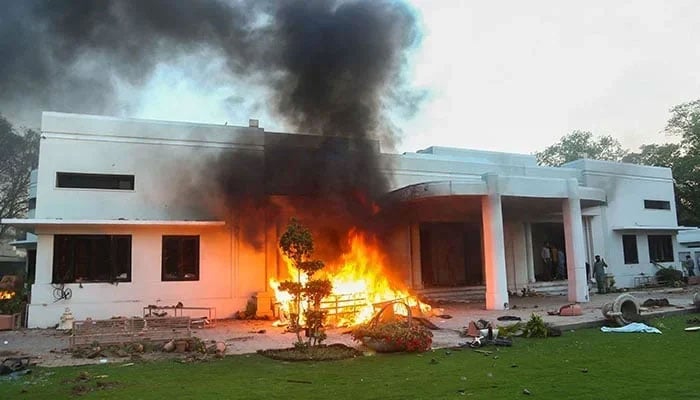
(557, 249), (566, 280)
(685, 255), (695, 277)
(592, 255), (608, 294)
(541, 243), (552, 279)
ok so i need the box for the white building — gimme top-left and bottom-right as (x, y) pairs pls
(2, 112), (684, 328)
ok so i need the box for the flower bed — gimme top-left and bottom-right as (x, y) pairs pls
(351, 321), (433, 353)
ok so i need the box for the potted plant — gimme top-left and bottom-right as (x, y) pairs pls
(351, 302), (433, 353)
(0, 289), (23, 330)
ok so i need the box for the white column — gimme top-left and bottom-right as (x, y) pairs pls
(524, 222), (536, 283)
(482, 174), (509, 310)
(563, 179), (589, 303)
(409, 223), (423, 289)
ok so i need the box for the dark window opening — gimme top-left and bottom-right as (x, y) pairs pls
(622, 235), (639, 264)
(162, 236), (200, 281)
(56, 172), (134, 190)
(644, 200), (671, 210)
(52, 235), (131, 283)
(648, 235), (674, 263)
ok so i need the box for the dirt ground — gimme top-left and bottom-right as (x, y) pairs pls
(1, 287), (697, 367)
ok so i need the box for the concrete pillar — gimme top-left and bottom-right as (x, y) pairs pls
(481, 174), (509, 310)
(409, 223), (423, 289)
(524, 222), (536, 283)
(563, 179), (589, 303)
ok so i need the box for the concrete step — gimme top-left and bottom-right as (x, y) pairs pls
(416, 286), (486, 303)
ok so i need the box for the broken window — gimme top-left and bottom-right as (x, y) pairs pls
(52, 235), (132, 283)
(622, 235), (639, 264)
(648, 235), (673, 263)
(56, 172), (135, 190)
(162, 236), (200, 281)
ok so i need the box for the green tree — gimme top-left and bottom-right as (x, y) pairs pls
(622, 143), (681, 167)
(623, 100), (700, 226)
(664, 100), (700, 226)
(535, 130), (628, 167)
(278, 218), (332, 347)
(0, 115), (40, 238)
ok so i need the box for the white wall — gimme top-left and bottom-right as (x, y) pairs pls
(565, 159), (679, 287)
(27, 223), (271, 328)
(25, 113), (684, 325)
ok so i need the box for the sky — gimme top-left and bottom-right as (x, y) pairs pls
(18, 0), (700, 156)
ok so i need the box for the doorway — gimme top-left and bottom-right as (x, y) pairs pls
(420, 222), (483, 287)
(530, 222), (565, 281)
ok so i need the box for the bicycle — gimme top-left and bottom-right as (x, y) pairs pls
(52, 283), (72, 302)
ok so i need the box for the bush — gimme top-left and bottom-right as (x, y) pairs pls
(655, 267), (683, 286)
(351, 321), (433, 352)
(522, 314), (549, 338)
(0, 289), (24, 315)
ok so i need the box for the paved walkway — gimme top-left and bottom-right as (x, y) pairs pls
(1, 287), (697, 367)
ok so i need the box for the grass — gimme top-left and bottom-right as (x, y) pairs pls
(1, 314), (698, 400)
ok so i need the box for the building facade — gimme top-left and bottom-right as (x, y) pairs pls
(3, 112), (683, 327)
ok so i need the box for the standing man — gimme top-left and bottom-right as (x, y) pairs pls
(592, 255), (608, 294)
(685, 255), (695, 277)
(541, 243), (552, 280)
(557, 249), (566, 280)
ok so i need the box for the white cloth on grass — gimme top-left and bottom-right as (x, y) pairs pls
(600, 323), (662, 334)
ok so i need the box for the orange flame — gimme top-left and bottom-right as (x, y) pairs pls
(270, 230), (430, 327)
(0, 291), (15, 300)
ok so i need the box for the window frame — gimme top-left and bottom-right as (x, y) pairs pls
(56, 172), (135, 190)
(622, 234), (639, 264)
(161, 235), (200, 282)
(647, 235), (674, 263)
(52, 235), (132, 284)
(644, 200), (671, 210)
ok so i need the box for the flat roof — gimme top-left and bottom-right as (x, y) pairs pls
(611, 225), (691, 232)
(1, 218), (226, 229)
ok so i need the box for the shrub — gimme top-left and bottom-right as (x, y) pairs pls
(522, 314), (549, 338)
(655, 267), (683, 286)
(351, 321), (433, 352)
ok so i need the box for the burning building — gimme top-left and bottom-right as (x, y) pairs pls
(2, 111), (683, 328)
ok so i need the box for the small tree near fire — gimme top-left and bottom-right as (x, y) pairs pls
(278, 218), (332, 347)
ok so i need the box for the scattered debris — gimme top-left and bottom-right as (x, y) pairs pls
(600, 323), (662, 334)
(65, 371), (120, 396)
(287, 379), (312, 384)
(1, 357), (32, 376)
(497, 316), (521, 321)
(601, 294), (641, 326)
(523, 388), (532, 395)
(642, 298), (671, 307)
(227, 336), (255, 342)
(413, 317), (440, 330)
(547, 304), (582, 316)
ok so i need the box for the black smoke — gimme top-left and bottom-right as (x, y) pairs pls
(1, 0), (424, 247)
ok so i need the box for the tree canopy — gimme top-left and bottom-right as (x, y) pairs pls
(535, 130), (628, 167)
(537, 100), (700, 227)
(0, 115), (39, 238)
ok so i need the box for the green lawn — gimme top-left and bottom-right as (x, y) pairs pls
(1, 314), (698, 400)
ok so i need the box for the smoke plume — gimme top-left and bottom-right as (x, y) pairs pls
(1, 0), (424, 246)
